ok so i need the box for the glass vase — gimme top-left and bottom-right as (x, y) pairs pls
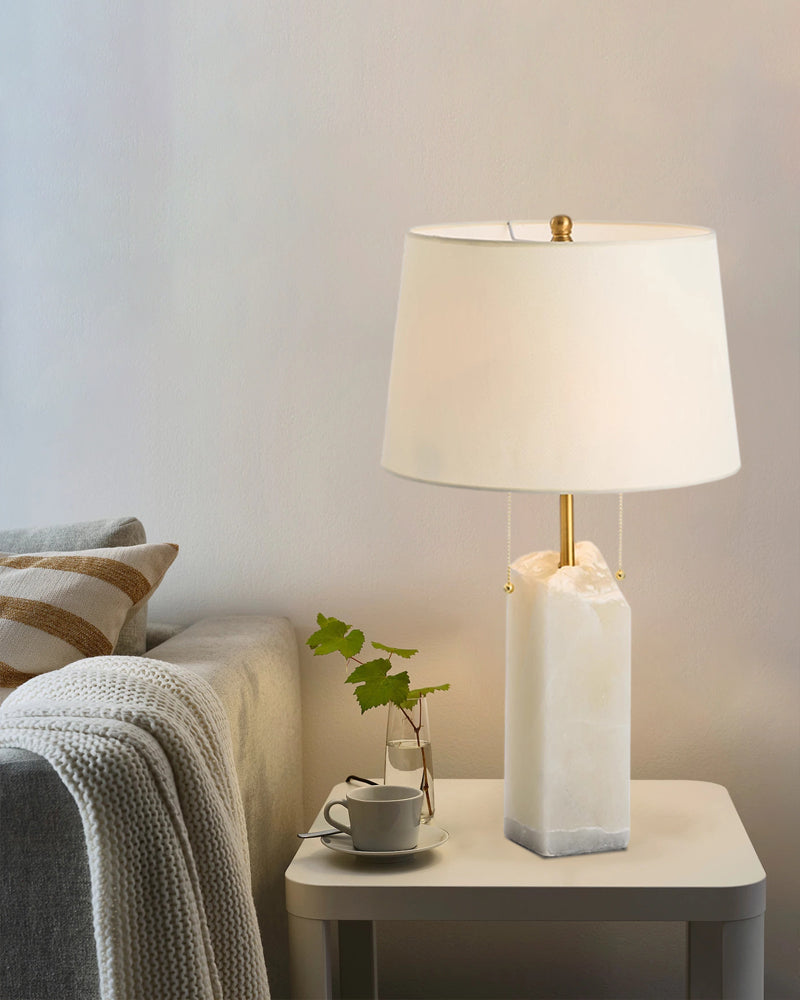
(383, 696), (434, 823)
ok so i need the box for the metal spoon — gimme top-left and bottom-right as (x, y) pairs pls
(297, 828), (343, 839)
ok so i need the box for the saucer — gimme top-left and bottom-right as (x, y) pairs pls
(321, 823), (449, 861)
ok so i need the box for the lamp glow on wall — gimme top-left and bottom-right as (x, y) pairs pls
(381, 217), (740, 857)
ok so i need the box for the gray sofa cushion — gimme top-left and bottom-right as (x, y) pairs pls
(0, 749), (99, 1000)
(0, 516), (148, 655)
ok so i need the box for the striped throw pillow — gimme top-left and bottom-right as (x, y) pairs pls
(0, 542), (178, 688)
(0, 516), (149, 655)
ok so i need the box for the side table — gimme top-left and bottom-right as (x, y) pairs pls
(285, 779), (765, 999)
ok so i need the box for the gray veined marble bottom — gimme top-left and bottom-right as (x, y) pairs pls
(504, 817), (630, 857)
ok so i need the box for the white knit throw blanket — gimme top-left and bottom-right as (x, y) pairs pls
(0, 657), (270, 1000)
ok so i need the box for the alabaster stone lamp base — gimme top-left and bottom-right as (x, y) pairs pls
(504, 541), (631, 857)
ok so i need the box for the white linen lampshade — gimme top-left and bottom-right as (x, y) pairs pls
(382, 221), (740, 493)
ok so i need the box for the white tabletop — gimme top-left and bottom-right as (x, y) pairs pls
(286, 779), (765, 924)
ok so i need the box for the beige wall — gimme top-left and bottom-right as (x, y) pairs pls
(1, 1), (797, 996)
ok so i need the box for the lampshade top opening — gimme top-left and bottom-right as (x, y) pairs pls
(410, 221), (715, 246)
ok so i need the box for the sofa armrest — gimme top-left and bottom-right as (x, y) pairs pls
(146, 614), (303, 999)
(0, 614), (301, 1000)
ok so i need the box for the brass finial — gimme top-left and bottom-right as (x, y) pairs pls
(550, 215), (573, 242)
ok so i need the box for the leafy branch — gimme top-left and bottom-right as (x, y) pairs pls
(306, 614), (449, 714)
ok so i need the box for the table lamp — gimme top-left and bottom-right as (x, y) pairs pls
(381, 217), (740, 857)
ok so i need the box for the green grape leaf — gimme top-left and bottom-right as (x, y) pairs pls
(400, 684), (451, 710)
(306, 616), (364, 658)
(353, 670), (411, 713)
(306, 617), (346, 651)
(338, 628), (365, 658)
(345, 658), (391, 684)
(345, 658), (412, 711)
(371, 641), (418, 658)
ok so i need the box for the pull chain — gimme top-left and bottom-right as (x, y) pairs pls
(616, 493), (626, 581)
(504, 492), (514, 593)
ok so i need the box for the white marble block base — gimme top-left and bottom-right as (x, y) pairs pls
(505, 541), (631, 857)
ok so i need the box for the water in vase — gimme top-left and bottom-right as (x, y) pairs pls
(384, 738), (435, 822)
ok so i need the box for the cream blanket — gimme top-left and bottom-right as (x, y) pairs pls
(0, 656), (270, 1000)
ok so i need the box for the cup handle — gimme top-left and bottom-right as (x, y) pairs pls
(323, 799), (352, 837)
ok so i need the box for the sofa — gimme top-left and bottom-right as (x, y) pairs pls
(0, 519), (303, 999)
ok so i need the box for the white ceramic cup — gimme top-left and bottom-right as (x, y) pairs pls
(323, 785), (423, 851)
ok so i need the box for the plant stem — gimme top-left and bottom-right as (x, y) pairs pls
(400, 701), (433, 818)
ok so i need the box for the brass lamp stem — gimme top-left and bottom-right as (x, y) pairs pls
(560, 494), (576, 567)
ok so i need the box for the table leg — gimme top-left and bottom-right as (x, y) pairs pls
(338, 920), (378, 999)
(688, 914), (764, 1000)
(288, 913), (336, 999)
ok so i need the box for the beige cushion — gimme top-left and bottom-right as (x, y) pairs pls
(0, 543), (178, 688)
